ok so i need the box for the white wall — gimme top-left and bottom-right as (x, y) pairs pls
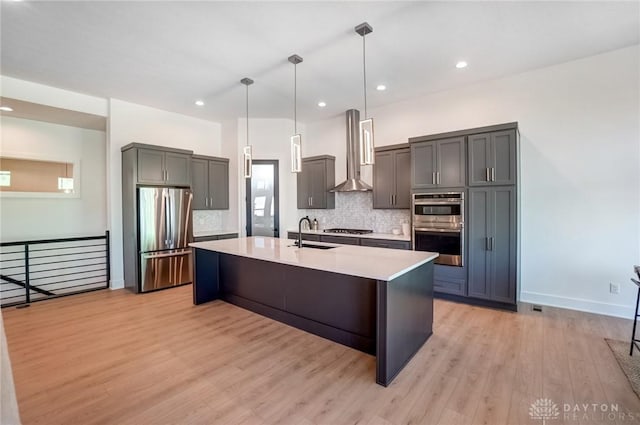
(236, 118), (303, 237)
(305, 45), (640, 318)
(0, 116), (107, 241)
(108, 99), (225, 289)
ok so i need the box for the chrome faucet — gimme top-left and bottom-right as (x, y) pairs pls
(297, 216), (311, 248)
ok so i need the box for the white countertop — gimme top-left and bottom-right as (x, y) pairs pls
(190, 236), (437, 281)
(193, 230), (239, 238)
(287, 229), (411, 242)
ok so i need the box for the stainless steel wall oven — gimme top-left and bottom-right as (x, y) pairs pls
(412, 192), (464, 267)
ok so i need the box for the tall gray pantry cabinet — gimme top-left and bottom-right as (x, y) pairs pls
(410, 123), (519, 310)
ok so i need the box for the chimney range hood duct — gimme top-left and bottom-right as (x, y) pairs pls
(330, 109), (372, 192)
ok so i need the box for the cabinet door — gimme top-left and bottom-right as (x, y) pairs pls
(191, 159), (208, 210)
(489, 187), (516, 304)
(411, 142), (437, 189)
(320, 235), (360, 245)
(208, 160), (229, 209)
(373, 151), (394, 209)
(491, 130), (517, 185)
(467, 188), (491, 299)
(307, 160), (327, 209)
(468, 133), (492, 186)
(137, 149), (165, 184)
(394, 149), (411, 208)
(437, 138), (465, 187)
(165, 153), (191, 186)
(296, 167), (309, 209)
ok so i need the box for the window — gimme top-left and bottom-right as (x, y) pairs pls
(0, 157), (77, 196)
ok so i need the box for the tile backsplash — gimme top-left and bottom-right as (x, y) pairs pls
(193, 210), (234, 233)
(297, 192), (410, 234)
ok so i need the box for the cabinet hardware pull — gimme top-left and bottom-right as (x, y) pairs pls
(491, 167), (495, 182)
(491, 237), (495, 251)
(205, 197), (208, 208)
(437, 172), (441, 185)
(485, 168), (490, 182)
(393, 194), (396, 205)
(432, 172), (436, 185)
(485, 237), (489, 251)
(390, 194), (393, 205)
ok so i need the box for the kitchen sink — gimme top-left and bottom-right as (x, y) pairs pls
(289, 242), (337, 250)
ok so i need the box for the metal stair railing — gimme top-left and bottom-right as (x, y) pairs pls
(0, 231), (110, 308)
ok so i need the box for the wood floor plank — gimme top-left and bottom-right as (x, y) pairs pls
(2, 286), (639, 425)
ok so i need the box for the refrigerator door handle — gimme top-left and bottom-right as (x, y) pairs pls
(141, 249), (192, 260)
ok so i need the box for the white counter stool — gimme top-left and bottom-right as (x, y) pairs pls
(631, 265), (640, 356)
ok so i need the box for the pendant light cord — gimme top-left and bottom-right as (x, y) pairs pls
(363, 33), (367, 119)
(245, 83), (249, 147)
(294, 63), (297, 134)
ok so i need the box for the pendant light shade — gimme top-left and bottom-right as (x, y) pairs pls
(241, 77), (254, 179)
(355, 22), (375, 166)
(289, 54), (303, 173)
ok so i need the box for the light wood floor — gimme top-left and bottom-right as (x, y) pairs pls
(2, 285), (639, 425)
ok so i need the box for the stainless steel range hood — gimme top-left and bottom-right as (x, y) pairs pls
(330, 109), (372, 192)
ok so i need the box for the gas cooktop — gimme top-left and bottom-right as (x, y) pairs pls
(323, 228), (373, 235)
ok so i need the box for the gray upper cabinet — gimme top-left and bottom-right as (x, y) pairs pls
(373, 145), (410, 209)
(468, 130), (516, 186)
(191, 155), (229, 210)
(137, 147), (191, 186)
(191, 159), (208, 210)
(297, 156), (335, 209)
(467, 187), (516, 304)
(411, 137), (465, 189)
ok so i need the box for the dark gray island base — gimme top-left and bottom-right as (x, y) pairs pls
(192, 240), (435, 386)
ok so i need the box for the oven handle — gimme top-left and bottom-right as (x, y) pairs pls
(414, 200), (463, 205)
(413, 227), (462, 233)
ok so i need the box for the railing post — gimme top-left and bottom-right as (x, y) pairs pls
(105, 230), (111, 289)
(24, 244), (30, 304)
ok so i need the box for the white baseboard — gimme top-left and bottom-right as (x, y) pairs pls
(520, 291), (634, 319)
(109, 279), (125, 290)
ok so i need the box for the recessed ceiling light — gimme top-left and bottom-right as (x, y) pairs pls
(0, 106), (14, 112)
(317, 101), (327, 108)
(376, 85), (387, 91)
(456, 61), (468, 69)
(195, 100), (205, 106)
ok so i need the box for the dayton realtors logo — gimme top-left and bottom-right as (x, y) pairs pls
(530, 398), (636, 422)
(529, 399), (560, 424)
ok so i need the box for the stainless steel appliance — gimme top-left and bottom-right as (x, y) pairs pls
(412, 192), (464, 266)
(329, 109), (373, 192)
(138, 187), (193, 292)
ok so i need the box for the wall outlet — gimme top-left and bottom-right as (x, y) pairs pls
(610, 283), (620, 294)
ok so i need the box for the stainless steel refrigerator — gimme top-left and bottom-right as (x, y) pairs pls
(138, 187), (193, 292)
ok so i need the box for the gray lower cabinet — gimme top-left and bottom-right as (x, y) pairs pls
(193, 233), (238, 243)
(434, 264), (467, 296)
(287, 232), (320, 242)
(467, 187), (516, 304)
(320, 235), (360, 246)
(410, 137), (465, 189)
(468, 130), (516, 186)
(286, 232), (410, 250)
(297, 156), (335, 209)
(137, 147), (191, 186)
(373, 145), (411, 209)
(192, 155), (229, 210)
(359, 238), (410, 250)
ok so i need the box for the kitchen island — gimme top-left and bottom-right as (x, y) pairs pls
(190, 236), (438, 386)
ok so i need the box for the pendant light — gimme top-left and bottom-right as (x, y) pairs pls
(241, 77), (254, 179)
(289, 54), (303, 173)
(355, 22), (375, 166)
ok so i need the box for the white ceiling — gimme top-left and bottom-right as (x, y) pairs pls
(1, 1), (638, 123)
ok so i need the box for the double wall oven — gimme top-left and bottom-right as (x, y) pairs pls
(412, 192), (464, 267)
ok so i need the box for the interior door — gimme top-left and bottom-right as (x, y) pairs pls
(246, 160), (279, 237)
